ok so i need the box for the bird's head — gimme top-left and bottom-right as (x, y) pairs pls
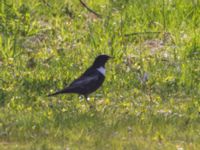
(92, 54), (112, 68)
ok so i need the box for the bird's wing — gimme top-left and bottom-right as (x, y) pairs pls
(69, 73), (99, 88)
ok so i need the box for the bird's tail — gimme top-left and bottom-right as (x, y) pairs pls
(48, 88), (72, 97)
(48, 91), (62, 97)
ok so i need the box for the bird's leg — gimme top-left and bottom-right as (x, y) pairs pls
(84, 95), (90, 105)
(84, 95), (93, 109)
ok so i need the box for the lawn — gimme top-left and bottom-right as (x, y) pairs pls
(0, 0), (200, 149)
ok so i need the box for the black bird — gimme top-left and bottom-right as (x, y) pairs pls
(48, 54), (112, 102)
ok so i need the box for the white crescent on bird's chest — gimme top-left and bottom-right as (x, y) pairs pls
(97, 67), (105, 76)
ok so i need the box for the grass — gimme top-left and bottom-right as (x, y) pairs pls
(0, 0), (200, 149)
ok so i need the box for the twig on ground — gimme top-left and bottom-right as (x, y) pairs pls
(125, 31), (161, 37)
(79, 0), (102, 18)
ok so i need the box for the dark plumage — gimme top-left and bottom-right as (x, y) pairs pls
(48, 55), (112, 100)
